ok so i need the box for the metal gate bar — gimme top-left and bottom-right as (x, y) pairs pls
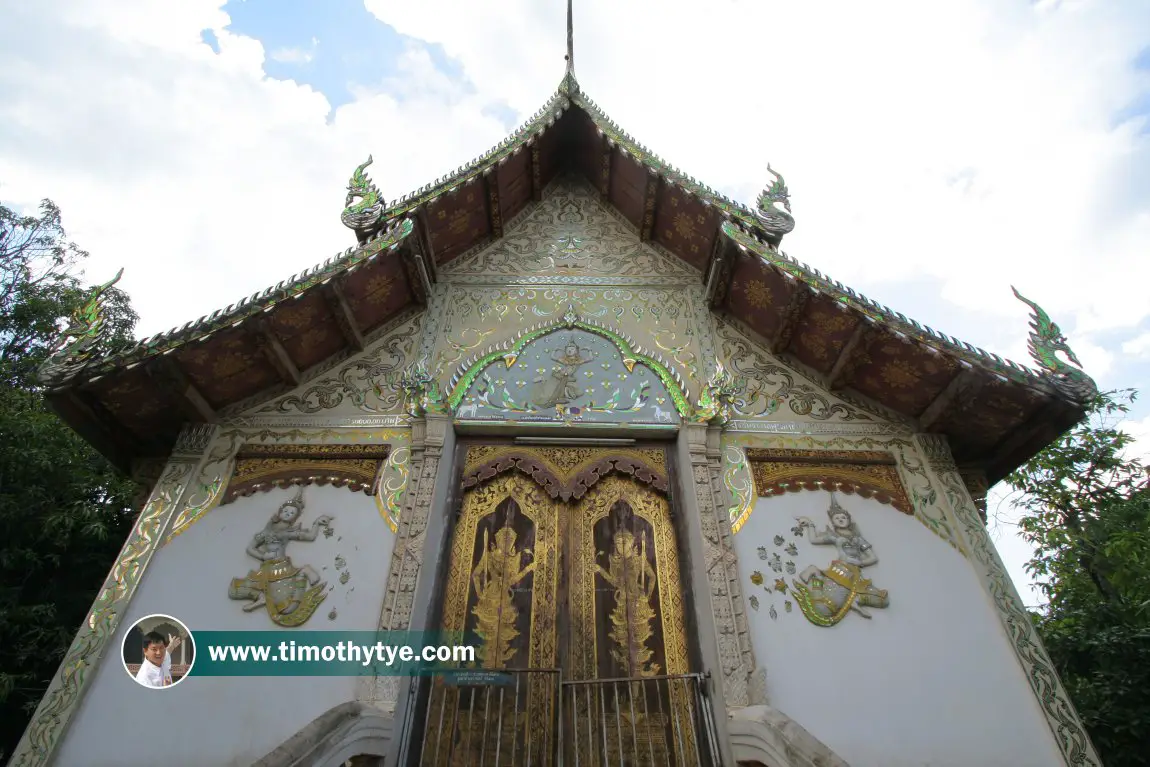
(407, 670), (722, 766)
(414, 668), (562, 766)
(560, 673), (722, 767)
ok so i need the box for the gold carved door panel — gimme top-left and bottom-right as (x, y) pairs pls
(564, 474), (697, 767)
(421, 447), (695, 767)
(425, 473), (561, 766)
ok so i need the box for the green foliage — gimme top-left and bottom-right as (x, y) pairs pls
(0, 198), (140, 762)
(1006, 389), (1150, 765)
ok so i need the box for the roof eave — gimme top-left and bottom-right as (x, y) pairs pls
(37, 218), (419, 388)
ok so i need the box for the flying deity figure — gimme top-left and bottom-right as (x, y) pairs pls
(791, 494), (889, 627)
(228, 487), (333, 627)
(532, 336), (593, 409)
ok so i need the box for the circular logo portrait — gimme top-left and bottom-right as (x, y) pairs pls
(121, 614), (195, 689)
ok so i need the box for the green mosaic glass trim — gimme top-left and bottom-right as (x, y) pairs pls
(446, 309), (693, 418)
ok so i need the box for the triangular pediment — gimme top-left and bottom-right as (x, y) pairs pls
(443, 177), (700, 281)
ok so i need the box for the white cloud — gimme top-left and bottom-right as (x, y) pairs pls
(1122, 330), (1150, 357)
(1120, 413), (1150, 461)
(367, 0), (1150, 365)
(0, 1), (509, 339)
(269, 37), (318, 64)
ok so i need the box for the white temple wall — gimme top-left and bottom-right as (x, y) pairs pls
(54, 482), (396, 767)
(732, 487), (1064, 767)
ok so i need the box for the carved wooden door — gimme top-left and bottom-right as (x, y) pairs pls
(420, 446), (696, 767)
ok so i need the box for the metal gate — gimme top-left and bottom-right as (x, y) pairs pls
(401, 669), (723, 766)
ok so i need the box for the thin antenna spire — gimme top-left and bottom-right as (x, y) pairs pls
(565, 0), (575, 74)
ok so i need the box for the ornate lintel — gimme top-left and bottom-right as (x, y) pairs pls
(221, 444), (392, 505)
(745, 448), (914, 516)
(459, 444), (669, 501)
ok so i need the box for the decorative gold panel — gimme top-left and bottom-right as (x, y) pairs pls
(567, 474), (696, 767)
(221, 444), (391, 504)
(428, 474), (562, 766)
(746, 448), (913, 515)
(462, 444), (669, 500)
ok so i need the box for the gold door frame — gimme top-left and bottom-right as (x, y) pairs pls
(423, 444), (695, 767)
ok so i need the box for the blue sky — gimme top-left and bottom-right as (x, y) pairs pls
(1, 0), (1148, 607)
(214, 0), (518, 125)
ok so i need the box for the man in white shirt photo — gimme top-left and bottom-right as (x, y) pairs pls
(134, 631), (182, 688)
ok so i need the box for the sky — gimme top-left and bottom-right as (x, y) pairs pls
(1, 0), (1148, 605)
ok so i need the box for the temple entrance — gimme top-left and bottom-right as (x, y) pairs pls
(413, 445), (719, 766)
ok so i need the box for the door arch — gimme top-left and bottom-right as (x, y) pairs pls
(415, 445), (708, 766)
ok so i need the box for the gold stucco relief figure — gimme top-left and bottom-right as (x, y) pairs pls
(598, 528), (660, 676)
(531, 336), (593, 408)
(471, 526), (536, 669)
(791, 494), (889, 627)
(228, 487), (332, 627)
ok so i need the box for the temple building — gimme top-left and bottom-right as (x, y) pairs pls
(13, 10), (1102, 767)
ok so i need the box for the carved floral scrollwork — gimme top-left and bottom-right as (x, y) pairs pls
(257, 315), (422, 415)
(715, 321), (878, 422)
(460, 445), (669, 501)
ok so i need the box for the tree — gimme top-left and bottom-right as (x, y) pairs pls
(1005, 389), (1150, 766)
(0, 198), (140, 762)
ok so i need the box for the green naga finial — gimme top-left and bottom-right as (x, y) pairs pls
(694, 362), (739, 426)
(1011, 287), (1097, 403)
(755, 164), (795, 238)
(396, 357), (449, 418)
(341, 155), (384, 231)
(40, 268), (125, 384)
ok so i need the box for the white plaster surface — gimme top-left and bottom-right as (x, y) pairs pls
(734, 489), (1064, 767)
(54, 484), (395, 767)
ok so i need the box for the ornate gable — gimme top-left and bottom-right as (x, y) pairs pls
(444, 177), (699, 281)
(36, 50), (1096, 484)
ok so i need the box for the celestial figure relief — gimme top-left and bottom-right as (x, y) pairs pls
(228, 487), (333, 627)
(531, 335), (593, 408)
(791, 493), (889, 627)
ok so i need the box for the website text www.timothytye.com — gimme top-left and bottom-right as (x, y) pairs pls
(206, 639), (475, 667)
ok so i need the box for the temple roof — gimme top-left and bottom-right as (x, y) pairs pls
(37, 66), (1097, 487)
